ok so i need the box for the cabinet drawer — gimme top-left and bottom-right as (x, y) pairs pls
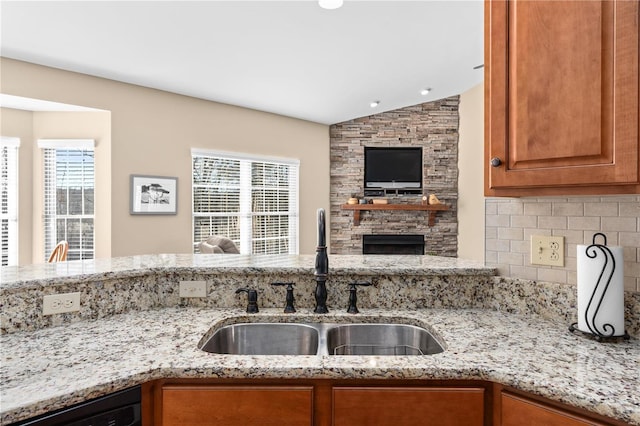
(161, 385), (313, 426)
(333, 386), (485, 426)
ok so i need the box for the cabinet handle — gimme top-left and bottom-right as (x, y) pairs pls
(490, 157), (502, 167)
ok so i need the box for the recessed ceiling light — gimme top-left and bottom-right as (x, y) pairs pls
(420, 88), (431, 96)
(370, 101), (380, 108)
(319, 0), (344, 10)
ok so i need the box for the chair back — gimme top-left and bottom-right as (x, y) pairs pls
(48, 241), (69, 262)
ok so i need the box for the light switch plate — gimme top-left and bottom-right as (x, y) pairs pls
(531, 235), (564, 267)
(43, 292), (81, 315)
(179, 280), (207, 298)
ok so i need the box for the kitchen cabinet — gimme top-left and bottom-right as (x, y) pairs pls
(149, 380), (627, 426)
(498, 391), (610, 426)
(332, 386), (485, 426)
(485, 0), (639, 196)
(151, 380), (489, 426)
(159, 385), (313, 426)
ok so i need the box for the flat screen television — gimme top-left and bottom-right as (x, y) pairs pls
(364, 147), (423, 190)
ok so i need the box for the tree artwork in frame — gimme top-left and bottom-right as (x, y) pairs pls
(130, 175), (178, 215)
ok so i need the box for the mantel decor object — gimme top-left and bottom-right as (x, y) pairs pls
(130, 175), (178, 215)
(570, 233), (629, 341)
(428, 193), (442, 205)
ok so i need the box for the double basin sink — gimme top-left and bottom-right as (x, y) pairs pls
(200, 322), (444, 356)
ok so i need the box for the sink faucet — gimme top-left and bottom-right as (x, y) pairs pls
(314, 208), (329, 313)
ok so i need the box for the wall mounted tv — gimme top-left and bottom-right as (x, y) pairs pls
(364, 147), (423, 192)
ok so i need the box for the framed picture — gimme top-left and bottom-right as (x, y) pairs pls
(130, 175), (178, 215)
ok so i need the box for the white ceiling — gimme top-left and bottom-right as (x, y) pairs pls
(0, 0), (484, 125)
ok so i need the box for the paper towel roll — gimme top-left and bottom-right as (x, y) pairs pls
(577, 237), (625, 337)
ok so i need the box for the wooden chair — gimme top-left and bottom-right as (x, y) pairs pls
(48, 241), (69, 262)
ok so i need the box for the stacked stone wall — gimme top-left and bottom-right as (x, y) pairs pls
(330, 97), (460, 256)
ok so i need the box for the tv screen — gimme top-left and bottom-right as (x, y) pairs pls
(364, 147), (423, 189)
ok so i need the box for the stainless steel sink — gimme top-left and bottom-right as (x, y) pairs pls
(200, 323), (319, 355)
(326, 323), (444, 355)
(200, 322), (444, 356)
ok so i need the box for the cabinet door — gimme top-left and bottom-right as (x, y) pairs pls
(485, 0), (639, 195)
(332, 387), (485, 426)
(500, 392), (608, 426)
(161, 385), (313, 426)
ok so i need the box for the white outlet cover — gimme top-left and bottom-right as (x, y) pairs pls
(179, 281), (207, 298)
(43, 292), (81, 315)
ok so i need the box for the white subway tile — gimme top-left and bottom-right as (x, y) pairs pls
(584, 202), (618, 216)
(602, 217), (637, 232)
(511, 215), (538, 228)
(537, 268), (567, 283)
(498, 251), (523, 266)
(498, 227), (524, 241)
(497, 202), (524, 215)
(567, 216), (601, 230)
(524, 202), (552, 216)
(553, 202), (584, 216)
(539, 216), (568, 229)
(619, 202), (640, 217)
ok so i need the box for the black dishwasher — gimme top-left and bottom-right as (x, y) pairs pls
(10, 385), (141, 426)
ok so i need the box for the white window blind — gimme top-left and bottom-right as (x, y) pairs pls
(1, 137), (20, 266)
(192, 149), (299, 255)
(39, 139), (95, 261)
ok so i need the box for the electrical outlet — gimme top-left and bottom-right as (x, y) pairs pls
(43, 292), (81, 315)
(531, 235), (565, 267)
(179, 280), (207, 298)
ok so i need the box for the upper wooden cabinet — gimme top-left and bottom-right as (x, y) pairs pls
(485, 0), (640, 196)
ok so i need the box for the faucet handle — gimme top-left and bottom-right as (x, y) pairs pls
(347, 281), (371, 314)
(271, 282), (296, 313)
(235, 288), (259, 313)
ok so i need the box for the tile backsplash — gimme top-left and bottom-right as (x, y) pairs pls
(485, 196), (640, 292)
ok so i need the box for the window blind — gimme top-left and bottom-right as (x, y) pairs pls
(39, 139), (95, 261)
(1, 137), (20, 266)
(192, 149), (299, 255)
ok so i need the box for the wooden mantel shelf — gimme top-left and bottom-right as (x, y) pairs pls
(341, 203), (449, 226)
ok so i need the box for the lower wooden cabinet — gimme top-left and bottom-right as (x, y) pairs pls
(333, 386), (485, 426)
(160, 385), (313, 426)
(498, 391), (619, 426)
(150, 381), (489, 426)
(145, 380), (627, 426)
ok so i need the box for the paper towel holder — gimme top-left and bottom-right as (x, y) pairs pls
(569, 233), (630, 341)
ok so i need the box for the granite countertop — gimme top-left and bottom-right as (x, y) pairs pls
(1, 307), (639, 425)
(0, 254), (494, 290)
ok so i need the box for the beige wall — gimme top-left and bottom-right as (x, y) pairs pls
(457, 83), (485, 262)
(0, 108), (34, 264)
(1, 58), (330, 260)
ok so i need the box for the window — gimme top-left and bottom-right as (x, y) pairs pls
(192, 149), (299, 255)
(39, 139), (95, 261)
(1, 137), (20, 266)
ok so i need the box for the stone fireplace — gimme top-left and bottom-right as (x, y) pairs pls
(329, 96), (459, 256)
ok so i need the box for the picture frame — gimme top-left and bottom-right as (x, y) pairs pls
(130, 175), (178, 215)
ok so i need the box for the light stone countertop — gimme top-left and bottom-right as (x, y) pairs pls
(1, 307), (639, 425)
(0, 254), (495, 290)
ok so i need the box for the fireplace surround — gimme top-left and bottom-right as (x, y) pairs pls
(330, 96), (459, 256)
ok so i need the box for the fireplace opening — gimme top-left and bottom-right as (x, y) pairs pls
(362, 235), (425, 255)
